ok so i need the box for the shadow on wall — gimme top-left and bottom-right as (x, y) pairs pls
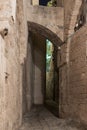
(22, 32), (35, 115)
(22, 31), (46, 115)
(30, 31), (46, 105)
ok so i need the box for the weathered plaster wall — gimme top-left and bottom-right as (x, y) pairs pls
(31, 32), (46, 105)
(17, 0), (28, 63)
(4, 25), (22, 130)
(30, 33), (46, 104)
(22, 32), (46, 112)
(0, 22), (22, 130)
(22, 36), (34, 114)
(0, 1), (24, 130)
(0, 35), (6, 130)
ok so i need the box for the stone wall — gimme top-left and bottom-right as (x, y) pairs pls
(0, 35), (6, 130)
(64, 0), (82, 39)
(60, 24), (87, 123)
(58, 43), (68, 117)
(4, 25), (22, 130)
(0, 22), (22, 130)
(58, 0), (86, 120)
(33, 35), (46, 104)
(30, 32), (46, 105)
(23, 32), (46, 112)
(0, 1), (64, 130)
(64, 0), (75, 39)
(0, 1), (24, 130)
(22, 34), (34, 114)
(27, 4), (64, 41)
(57, 0), (64, 7)
(1, 0), (87, 129)
(17, 0), (28, 63)
(68, 25), (87, 123)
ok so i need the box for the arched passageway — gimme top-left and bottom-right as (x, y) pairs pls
(22, 22), (63, 117)
(19, 22), (86, 130)
(28, 22), (63, 46)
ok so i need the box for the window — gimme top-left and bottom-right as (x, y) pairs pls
(32, 0), (57, 6)
(39, 0), (50, 6)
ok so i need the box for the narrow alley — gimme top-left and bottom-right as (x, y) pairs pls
(1, 1), (87, 130)
(19, 106), (86, 130)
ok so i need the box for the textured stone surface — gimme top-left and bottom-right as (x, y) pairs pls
(0, 35), (6, 130)
(0, 1), (22, 130)
(1, 1), (87, 130)
(27, 5), (64, 40)
(23, 32), (46, 113)
(59, 24), (87, 123)
(18, 106), (87, 130)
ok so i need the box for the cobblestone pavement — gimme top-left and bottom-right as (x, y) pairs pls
(19, 106), (86, 130)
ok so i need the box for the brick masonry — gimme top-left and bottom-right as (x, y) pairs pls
(59, 24), (87, 123)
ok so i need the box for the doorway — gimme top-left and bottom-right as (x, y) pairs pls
(45, 39), (59, 116)
(22, 22), (63, 117)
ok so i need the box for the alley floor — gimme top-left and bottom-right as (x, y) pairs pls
(18, 106), (87, 130)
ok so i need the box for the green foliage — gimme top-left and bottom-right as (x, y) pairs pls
(46, 39), (52, 72)
(47, 0), (57, 7)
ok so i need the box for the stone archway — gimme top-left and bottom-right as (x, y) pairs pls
(22, 21), (64, 114)
(27, 4), (64, 41)
(28, 22), (63, 46)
